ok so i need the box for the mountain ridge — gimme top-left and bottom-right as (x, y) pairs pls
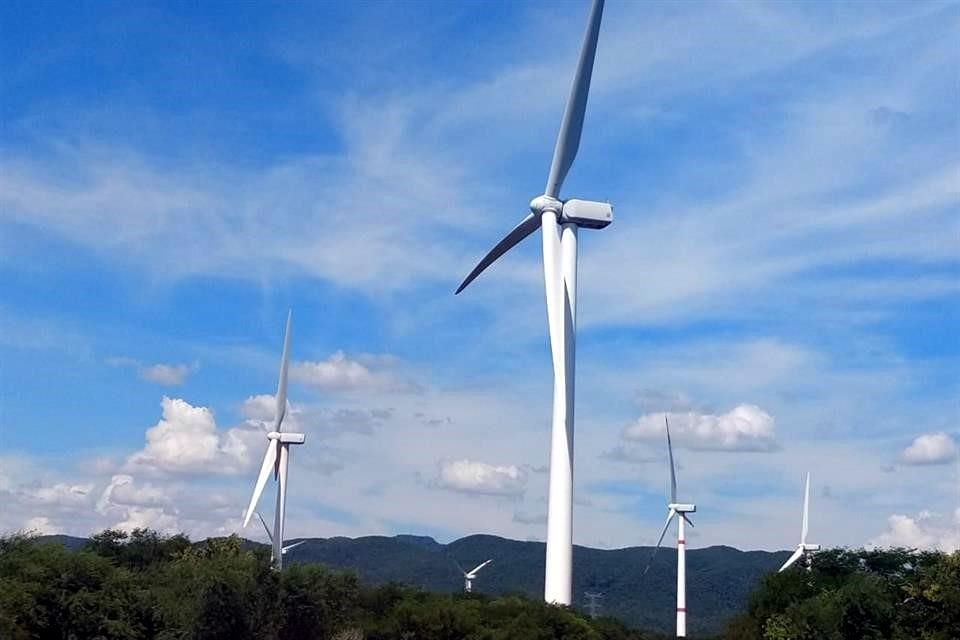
(39, 532), (790, 634)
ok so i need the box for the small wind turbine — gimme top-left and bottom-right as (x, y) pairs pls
(241, 310), (305, 570)
(456, 559), (493, 593)
(643, 417), (696, 638)
(779, 472), (820, 572)
(256, 511), (307, 556)
(455, 0), (610, 605)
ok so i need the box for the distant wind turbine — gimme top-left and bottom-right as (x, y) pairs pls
(455, 0), (611, 606)
(779, 472), (820, 572)
(241, 310), (305, 570)
(643, 417), (696, 638)
(455, 558), (493, 593)
(256, 511), (306, 556)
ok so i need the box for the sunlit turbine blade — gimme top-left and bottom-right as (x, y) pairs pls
(282, 540), (306, 554)
(275, 310), (292, 431)
(541, 214), (566, 379)
(779, 546), (804, 573)
(801, 471), (810, 544)
(242, 440), (279, 528)
(544, 0), (605, 198)
(469, 559), (493, 575)
(666, 416), (677, 504)
(642, 509), (676, 576)
(455, 213), (541, 294)
(256, 510), (274, 544)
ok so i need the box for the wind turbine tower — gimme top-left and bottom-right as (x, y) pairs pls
(455, 0), (610, 605)
(779, 472), (820, 573)
(643, 417), (697, 638)
(241, 311), (305, 570)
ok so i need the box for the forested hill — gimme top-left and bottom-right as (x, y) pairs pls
(40, 532), (787, 635)
(281, 534), (787, 635)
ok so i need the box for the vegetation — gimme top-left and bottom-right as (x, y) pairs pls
(1, 531), (956, 639)
(0, 530), (663, 640)
(723, 548), (960, 640)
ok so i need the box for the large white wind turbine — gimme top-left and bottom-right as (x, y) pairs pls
(643, 417), (696, 638)
(779, 472), (820, 573)
(242, 310), (305, 570)
(456, 559), (493, 593)
(455, 0), (610, 605)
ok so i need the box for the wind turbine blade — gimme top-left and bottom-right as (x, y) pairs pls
(469, 559), (493, 575)
(452, 558), (466, 575)
(642, 510), (676, 576)
(256, 510), (274, 544)
(666, 416), (677, 504)
(242, 440), (279, 528)
(274, 310), (292, 431)
(274, 445), (289, 568)
(455, 213), (541, 294)
(681, 513), (694, 529)
(544, 0), (605, 198)
(801, 471), (810, 544)
(778, 546), (804, 572)
(282, 540), (306, 554)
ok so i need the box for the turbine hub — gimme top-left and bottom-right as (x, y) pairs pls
(529, 194), (563, 216)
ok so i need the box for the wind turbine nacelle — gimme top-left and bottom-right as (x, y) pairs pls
(561, 199), (613, 229)
(267, 431), (306, 444)
(669, 503), (696, 513)
(803, 543), (821, 551)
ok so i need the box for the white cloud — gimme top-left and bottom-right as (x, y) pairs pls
(21, 482), (94, 506)
(867, 509), (960, 552)
(96, 474), (180, 534)
(622, 405), (778, 451)
(22, 516), (57, 535)
(96, 475), (170, 513)
(433, 459), (527, 497)
(900, 432), (958, 465)
(291, 352), (418, 393)
(108, 357), (195, 386)
(126, 397), (252, 474)
(140, 363), (192, 386)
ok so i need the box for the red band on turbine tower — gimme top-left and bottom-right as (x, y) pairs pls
(678, 539), (686, 544)
(677, 608), (687, 612)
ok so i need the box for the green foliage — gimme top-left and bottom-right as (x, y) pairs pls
(724, 547), (960, 640)
(3, 532), (955, 640)
(0, 531), (658, 640)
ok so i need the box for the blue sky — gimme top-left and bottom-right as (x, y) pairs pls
(1, 0), (958, 552)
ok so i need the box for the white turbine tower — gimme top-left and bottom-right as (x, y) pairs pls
(779, 472), (820, 572)
(242, 310), (305, 570)
(643, 417), (696, 638)
(455, 0), (610, 606)
(255, 511), (307, 557)
(456, 559), (493, 593)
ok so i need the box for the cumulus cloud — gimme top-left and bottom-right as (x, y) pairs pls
(900, 432), (958, 465)
(433, 459), (527, 497)
(96, 474), (180, 534)
(20, 482), (94, 506)
(108, 357), (195, 386)
(242, 393), (388, 436)
(867, 509), (960, 552)
(622, 405), (778, 451)
(22, 516), (56, 535)
(126, 397), (252, 474)
(291, 352), (419, 393)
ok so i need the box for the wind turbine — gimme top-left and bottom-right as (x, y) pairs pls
(455, 0), (610, 605)
(779, 472), (820, 572)
(455, 558), (493, 593)
(241, 310), (305, 570)
(643, 417), (696, 638)
(256, 511), (307, 557)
